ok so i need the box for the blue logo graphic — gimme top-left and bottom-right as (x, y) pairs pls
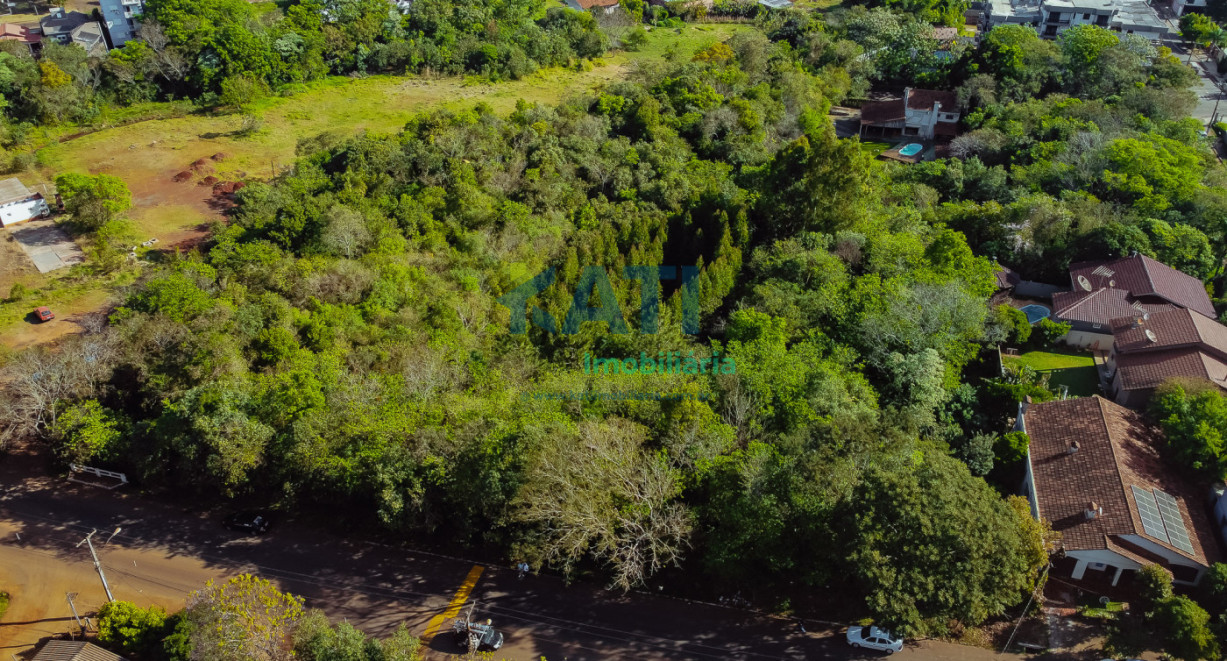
(498, 266), (701, 334)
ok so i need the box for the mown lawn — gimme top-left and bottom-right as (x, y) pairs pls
(1002, 348), (1101, 397)
(859, 141), (891, 156)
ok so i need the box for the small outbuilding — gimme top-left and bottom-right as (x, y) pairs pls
(0, 178), (51, 228)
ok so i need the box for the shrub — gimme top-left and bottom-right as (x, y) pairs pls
(1137, 564), (1173, 607)
(624, 26), (649, 51)
(1035, 318), (1071, 346)
(98, 601), (172, 658)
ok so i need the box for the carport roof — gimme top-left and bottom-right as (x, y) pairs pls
(0, 177), (31, 203)
(33, 641), (127, 661)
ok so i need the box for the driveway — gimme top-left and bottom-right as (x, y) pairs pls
(6, 220), (84, 274)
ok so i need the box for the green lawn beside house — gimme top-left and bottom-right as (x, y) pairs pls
(1002, 348), (1101, 398)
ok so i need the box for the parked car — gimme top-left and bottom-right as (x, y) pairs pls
(452, 618), (504, 652)
(846, 625), (903, 654)
(34, 306), (54, 322)
(223, 511), (270, 534)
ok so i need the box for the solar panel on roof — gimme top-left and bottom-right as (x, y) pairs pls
(1153, 489), (1196, 555)
(1131, 485), (1170, 545)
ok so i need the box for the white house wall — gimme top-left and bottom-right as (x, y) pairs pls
(1120, 534), (1206, 584)
(1066, 548), (1144, 585)
(1061, 329), (1113, 350)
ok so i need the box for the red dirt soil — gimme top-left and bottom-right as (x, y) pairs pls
(198, 175), (219, 186)
(211, 152), (229, 161)
(172, 171), (192, 182)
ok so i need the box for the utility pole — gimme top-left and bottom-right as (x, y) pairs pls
(76, 529), (114, 602)
(65, 592), (83, 632)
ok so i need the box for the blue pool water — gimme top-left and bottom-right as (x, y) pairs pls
(899, 143), (924, 157)
(1020, 304), (1050, 324)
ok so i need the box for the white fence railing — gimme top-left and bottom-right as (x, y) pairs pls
(68, 464), (129, 490)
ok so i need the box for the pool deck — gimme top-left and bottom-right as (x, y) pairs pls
(879, 143), (923, 164)
(878, 142), (935, 164)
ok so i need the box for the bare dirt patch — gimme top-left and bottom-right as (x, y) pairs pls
(0, 289), (110, 352)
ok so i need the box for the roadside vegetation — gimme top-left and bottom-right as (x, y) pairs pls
(2, 0), (1227, 651)
(96, 575), (422, 661)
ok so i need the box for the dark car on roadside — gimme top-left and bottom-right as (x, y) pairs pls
(223, 511), (270, 534)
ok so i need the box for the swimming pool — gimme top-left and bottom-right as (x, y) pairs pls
(1019, 304), (1050, 324)
(899, 143), (924, 157)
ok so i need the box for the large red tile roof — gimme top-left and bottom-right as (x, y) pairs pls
(1052, 287), (1174, 328)
(1111, 307), (1227, 360)
(1069, 254), (1215, 319)
(1026, 396), (1218, 568)
(906, 88), (957, 111)
(0, 22), (41, 44)
(1114, 347), (1227, 391)
(859, 98), (905, 124)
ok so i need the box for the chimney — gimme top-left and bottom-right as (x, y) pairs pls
(1069, 440), (1080, 455)
(1085, 502), (1102, 519)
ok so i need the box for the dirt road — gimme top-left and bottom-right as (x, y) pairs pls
(0, 445), (1027, 661)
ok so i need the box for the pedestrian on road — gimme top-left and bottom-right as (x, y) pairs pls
(516, 561), (530, 579)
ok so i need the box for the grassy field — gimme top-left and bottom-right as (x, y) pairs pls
(0, 590), (8, 621)
(0, 22), (755, 350)
(0, 12), (39, 24)
(1002, 348), (1100, 397)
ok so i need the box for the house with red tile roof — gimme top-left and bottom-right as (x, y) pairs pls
(1021, 396), (1219, 587)
(1052, 253), (1215, 350)
(859, 87), (960, 141)
(1106, 308), (1227, 407)
(0, 22), (41, 56)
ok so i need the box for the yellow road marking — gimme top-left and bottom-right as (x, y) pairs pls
(420, 564), (485, 641)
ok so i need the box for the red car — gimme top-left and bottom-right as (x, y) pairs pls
(34, 306), (54, 322)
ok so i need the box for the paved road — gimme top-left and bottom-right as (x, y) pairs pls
(0, 450), (1022, 660)
(1164, 40), (1227, 123)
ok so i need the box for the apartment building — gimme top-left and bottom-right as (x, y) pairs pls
(984, 0), (1169, 41)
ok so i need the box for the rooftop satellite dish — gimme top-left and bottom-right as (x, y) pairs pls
(1109, 279), (1115, 288)
(1077, 275), (1092, 291)
(1145, 329), (1157, 343)
(1143, 312), (1150, 321)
